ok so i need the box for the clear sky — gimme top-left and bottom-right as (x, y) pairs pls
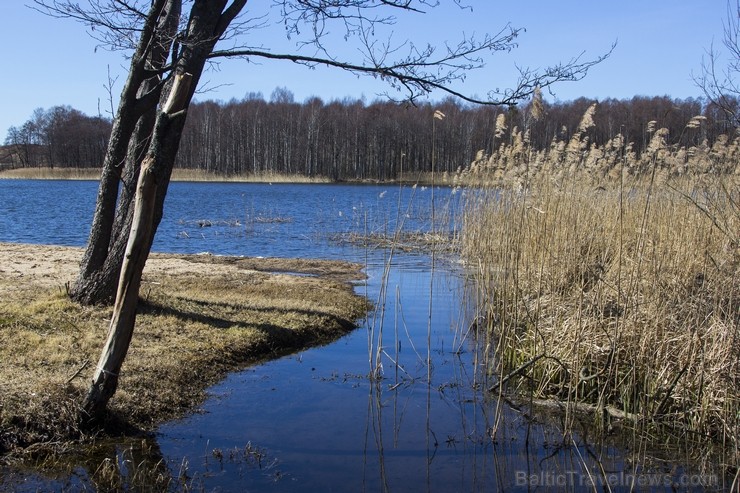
(0, 1), (728, 139)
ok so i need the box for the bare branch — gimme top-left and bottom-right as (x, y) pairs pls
(210, 39), (613, 106)
(32, 0), (149, 51)
(216, 0), (250, 37)
(694, 0), (740, 126)
(33, 0), (612, 107)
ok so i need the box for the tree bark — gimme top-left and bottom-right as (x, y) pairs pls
(70, 0), (180, 306)
(71, 74), (171, 306)
(82, 156), (157, 421)
(80, 0), (250, 417)
(82, 72), (194, 421)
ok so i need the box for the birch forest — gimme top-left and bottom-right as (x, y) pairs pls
(3, 90), (737, 181)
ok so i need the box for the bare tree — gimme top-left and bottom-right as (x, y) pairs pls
(34, 0), (610, 420)
(696, 0), (740, 126)
(34, 0), (183, 305)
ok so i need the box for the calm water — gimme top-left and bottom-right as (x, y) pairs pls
(0, 180), (728, 492)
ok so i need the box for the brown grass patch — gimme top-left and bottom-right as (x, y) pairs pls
(0, 243), (368, 456)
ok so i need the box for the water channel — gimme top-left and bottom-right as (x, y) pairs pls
(0, 180), (728, 491)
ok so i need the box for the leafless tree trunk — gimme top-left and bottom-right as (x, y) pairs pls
(69, 0), (180, 305)
(81, 0), (246, 419)
(83, 73), (194, 420)
(82, 156), (157, 419)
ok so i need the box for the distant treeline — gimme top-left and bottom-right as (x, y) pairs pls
(3, 90), (736, 180)
(3, 106), (110, 170)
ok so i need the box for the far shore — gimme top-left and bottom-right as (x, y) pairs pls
(0, 166), (459, 186)
(0, 167), (333, 183)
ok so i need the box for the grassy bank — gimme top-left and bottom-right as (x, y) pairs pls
(0, 167), (103, 180)
(461, 173), (738, 459)
(0, 167), (333, 183)
(0, 243), (368, 457)
(0, 167), (444, 185)
(0, 166), (441, 185)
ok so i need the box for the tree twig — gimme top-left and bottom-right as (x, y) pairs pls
(66, 359), (90, 384)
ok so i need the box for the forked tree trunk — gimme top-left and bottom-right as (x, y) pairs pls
(69, 0), (180, 306)
(71, 86), (169, 306)
(72, 0), (247, 307)
(81, 0), (248, 421)
(82, 73), (194, 421)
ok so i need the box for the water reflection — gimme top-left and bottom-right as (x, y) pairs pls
(0, 436), (175, 492)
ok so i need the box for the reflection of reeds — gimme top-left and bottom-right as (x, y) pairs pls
(365, 182), (420, 380)
(462, 171), (739, 462)
(87, 439), (276, 491)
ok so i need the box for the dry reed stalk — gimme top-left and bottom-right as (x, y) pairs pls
(462, 171), (739, 461)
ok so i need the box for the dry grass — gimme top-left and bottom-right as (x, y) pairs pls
(0, 167), (334, 183)
(449, 105), (740, 190)
(169, 168), (333, 183)
(0, 244), (368, 457)
(332, 231), (455, 253)
(0, 167), (102, 180)
(462, 172), (739, 461)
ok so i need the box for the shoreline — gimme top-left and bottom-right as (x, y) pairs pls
(0, 167), (334, 183)
(0, 167), (460, 186)
(0, 242), (369, 457)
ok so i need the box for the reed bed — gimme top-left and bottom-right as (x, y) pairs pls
(461, 168), (738, 461)
(169, 169), (333, 183)
(0, 167), (333, 183)
(0, 167), (102, 180)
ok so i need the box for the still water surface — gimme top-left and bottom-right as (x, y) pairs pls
(0, 180), (725, 491)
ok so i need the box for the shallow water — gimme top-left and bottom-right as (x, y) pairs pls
(0, 180), (730, 492)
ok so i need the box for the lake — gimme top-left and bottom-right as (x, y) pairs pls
(0, 180), (727, 491)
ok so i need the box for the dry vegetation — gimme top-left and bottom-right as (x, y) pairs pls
(169, 169), (333, 183)
(0, 167), (334, 183)
(0, 167), (103, 181)
(0, 244), (368, 457)
(460, 106), (739, 468)
(434, 105), (740, 188)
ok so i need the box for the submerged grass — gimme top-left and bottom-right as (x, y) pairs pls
(461, 172), (739, 464)
(0, 244), (368, 458)
(333, 231), (455, 254)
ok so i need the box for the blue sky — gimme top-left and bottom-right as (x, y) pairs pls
(0, 1), (728, 138)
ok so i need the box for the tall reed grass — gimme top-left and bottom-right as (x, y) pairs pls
(461, 131), (738, 464)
